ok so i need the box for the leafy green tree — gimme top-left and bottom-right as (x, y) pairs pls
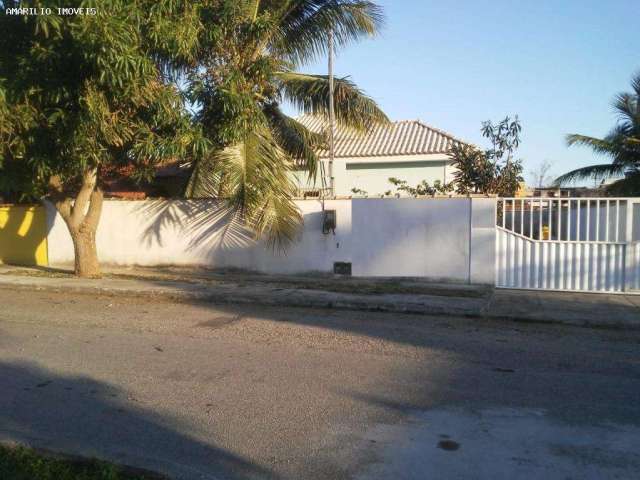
(449, 144), (494, 194)
(0, 0), (205, 277)
(184, 0), (389, 248)
(493, 159), (524, 197)
(481, 115), (522, 167)
(449, 116), (524, 196)
(1, 0), (387, 276)
(555, 73), (640, 195)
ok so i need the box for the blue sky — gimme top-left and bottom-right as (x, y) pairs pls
(295, 0), (639, 185)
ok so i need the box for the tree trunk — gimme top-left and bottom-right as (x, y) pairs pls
(51, 169), (104, 278)
(69, 226), (101, 278)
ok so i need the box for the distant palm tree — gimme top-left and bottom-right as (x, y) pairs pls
(555, 73), (640, 195)
(186, 1), (389, 247)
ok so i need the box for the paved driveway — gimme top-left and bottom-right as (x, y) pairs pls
(0, 288), (639, 479)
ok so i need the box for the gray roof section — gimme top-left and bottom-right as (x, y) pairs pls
(297, 114), (469, 158)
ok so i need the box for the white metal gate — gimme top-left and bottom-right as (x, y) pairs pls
(496, 197), (640, 293)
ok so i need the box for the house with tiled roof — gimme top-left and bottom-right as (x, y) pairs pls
(294, 115), (471, 197)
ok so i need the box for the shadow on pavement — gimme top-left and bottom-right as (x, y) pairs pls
(195, 303), (640, 426)
(0, 360), (276, 480)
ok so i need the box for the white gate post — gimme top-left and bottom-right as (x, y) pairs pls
(624, 200), (638, 292)
(470, 197), (497, 285)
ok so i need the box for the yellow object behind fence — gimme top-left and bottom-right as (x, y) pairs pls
(0, 205), (48, 266)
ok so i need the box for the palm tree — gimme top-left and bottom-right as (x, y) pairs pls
(555, 73), (640, 195)
(185, 1), (389, 248)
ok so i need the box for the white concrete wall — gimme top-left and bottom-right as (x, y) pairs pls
(470, 198), (496, 284)
(351, 198), (470, 280)
(291, 154), (456, 197)
(46, 199), (352, 274)
(45, 197), (496, 283)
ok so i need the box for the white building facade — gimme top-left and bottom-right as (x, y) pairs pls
(293, 115), (469, 196)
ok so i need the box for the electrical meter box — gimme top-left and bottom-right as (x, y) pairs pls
(322, 209), (336, 234)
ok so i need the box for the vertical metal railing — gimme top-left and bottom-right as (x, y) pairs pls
(496, 197), (638, 293)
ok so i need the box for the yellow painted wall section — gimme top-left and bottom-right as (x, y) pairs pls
(0, 205), (49, 266)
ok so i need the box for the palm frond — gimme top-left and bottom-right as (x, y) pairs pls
(183, 1), (390, 251)
(605, 123), (635, 142)
(602, 125), (640, 164)
(553, 163), (627, 186)
(630, 72), (640, 99)
(263, 103), (325, 177)
(187, 126), (302, 250)
(185, 155), (225, 199)
(276, 71), (388, 131)
(612, 92), (639, 125)
(565, 133), (640, 167)
(248, 0), (262, 21)
(604, 170), (640, 196)
(565, 134), (618, 156)
(271, 0), (384, 66)
(564, 75), (640, 189)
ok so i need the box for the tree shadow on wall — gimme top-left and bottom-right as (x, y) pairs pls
(134, 200), (257, 255)
(0, 360), (275, 480)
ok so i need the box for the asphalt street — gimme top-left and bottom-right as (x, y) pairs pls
(0, 287), (639, 479)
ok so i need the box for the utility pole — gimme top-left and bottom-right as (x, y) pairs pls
(328, 30), (335, 198)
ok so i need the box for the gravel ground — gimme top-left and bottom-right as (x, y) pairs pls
(1, 287), (639, 479)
